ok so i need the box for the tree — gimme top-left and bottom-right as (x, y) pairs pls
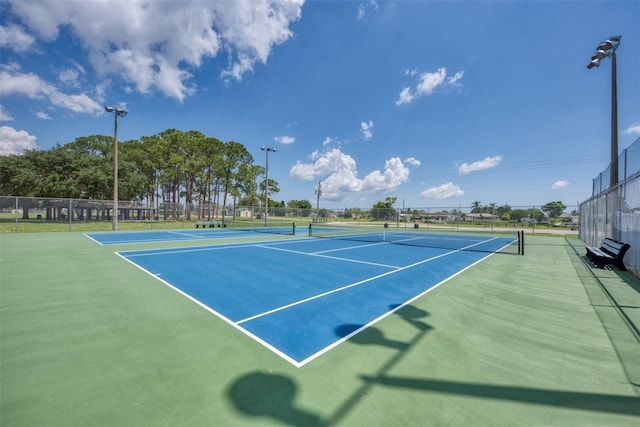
(233, 163), (261, 217)
(511, 208), (544, 223)
(113, 140), (147, 201)
(0, 151), (43, 218)
(541, 201), (566, 219)
(221, 141), (254, 219)
(471, 201), (482, 213)
(343, 207), (363, 219)
(199, 137), (225, 219)
(178, 130), (208, 220)
(133, 135), (164, 210)
(258, 177), (280, 205)
(0, 128), (269, 222)
(66, 135), (113, 158)
(485, 202), (497, 214)
(0, 150), (42, 197)
(371, 197), (397, 221)
(496, 204), (512, 217)
(155, 129), (186, 219)
(288, 199), (312, 217)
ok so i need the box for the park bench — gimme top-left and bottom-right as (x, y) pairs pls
(195, 220), (225, 228)
(585, 238), (630, 270)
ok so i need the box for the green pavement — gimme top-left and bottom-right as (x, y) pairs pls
(1, 232), (638, 426)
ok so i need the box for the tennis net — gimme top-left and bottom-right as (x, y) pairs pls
(222, 219), (296, 235)
(308, 224), (523, 255)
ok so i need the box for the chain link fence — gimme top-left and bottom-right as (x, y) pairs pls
(580, 136), (640, 276)
(1, 195), (578, 235)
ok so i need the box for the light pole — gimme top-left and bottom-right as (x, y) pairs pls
(587, 35), (621, 188)
(261, 146), (276, 224)
(105, 106), (128, 231)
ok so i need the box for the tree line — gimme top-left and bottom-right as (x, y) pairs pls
(0, 131), (572, 222)
(364, 197), (571, 222)
(0, 129), (279, 220)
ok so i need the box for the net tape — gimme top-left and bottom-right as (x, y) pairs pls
(222, 219), (296, 235)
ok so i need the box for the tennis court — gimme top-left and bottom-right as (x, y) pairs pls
(116, 230), (519, 366)
(85, 220), (297, 245)
(1, 228), (638, 426)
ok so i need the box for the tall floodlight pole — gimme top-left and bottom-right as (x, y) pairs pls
(105, 106), (128, 231)
(261, 146), (276, 224)
(587, 35), (621, 188)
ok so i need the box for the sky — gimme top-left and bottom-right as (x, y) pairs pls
(1, 0), (639, 211)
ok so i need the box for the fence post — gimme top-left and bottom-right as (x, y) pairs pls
(15, 197), (18, 233)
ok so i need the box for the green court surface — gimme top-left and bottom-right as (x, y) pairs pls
(1, 231), (638, 426)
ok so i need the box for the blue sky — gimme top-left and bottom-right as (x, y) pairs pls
(1, 1), (639, 210)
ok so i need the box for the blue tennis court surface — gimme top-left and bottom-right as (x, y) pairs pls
(116, 233), (517, 367)
(85, 227), (285, 245)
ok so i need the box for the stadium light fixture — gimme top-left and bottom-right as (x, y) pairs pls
(586, 36), (621, 187)
(261, 146), (277, 224)
(105, 105), (128, 231)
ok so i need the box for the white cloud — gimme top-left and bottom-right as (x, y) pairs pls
(274, 135), (295, 144)
(0, 105), (14, 121)
(416, 68), (447, 96)
(395, 87), (414, 106)
(447, 70), (464, 86)
(0, 23), (36, 52)
(357, 1), (378, 20)
(6, 0), (304, 102)
(58, 68), (82, 88)
(36, 112), (51, 120)
(404, 157), (421, 167)
(360, 120), (374, 140)
(290, 148), (417, 200)
(359, 157), (411, 193)
(0, 126), (38, 155)
(396, 67), (464, 105)
(290, 148), (355, 181)
(458, 155), (502, 175)
(0, 66), (103, 114)
(420, 182), (464, 200)
(552, 180), (570, 189)
(625, 122), (640, 135)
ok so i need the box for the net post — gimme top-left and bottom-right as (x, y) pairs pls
(517, 230), (521, 255)
(308, 223), (312, 237)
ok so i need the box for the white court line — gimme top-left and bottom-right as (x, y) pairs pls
(116, 251), (301, 367)
(257, 244), (401, 269)
(117, 235), (507, 367)
(167, 231), (208, 238)
(119, 237), (306, 257)
(296, 249), (497, 367)
(313, 241), (389, 254)
(237, 237), (502, 325)
(83, 233), (104, 245)
(236, 247), (464, 325)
